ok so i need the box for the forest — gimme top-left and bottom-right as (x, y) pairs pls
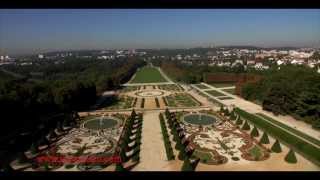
(241, 65), (320, 129)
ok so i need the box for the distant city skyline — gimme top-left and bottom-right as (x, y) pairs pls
(0, 9), (320, 55)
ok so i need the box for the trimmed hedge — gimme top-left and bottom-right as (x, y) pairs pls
(155, 98), (160, 108)
(141, 98), (145, 108)
(159, 113), (175, 160)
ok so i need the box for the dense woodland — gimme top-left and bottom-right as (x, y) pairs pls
(241, 66), (320, 129)
(152, 59), (320, 129)
(0, 58), (145, 165)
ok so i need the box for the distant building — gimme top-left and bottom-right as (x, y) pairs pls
(38, 54), (44, 59)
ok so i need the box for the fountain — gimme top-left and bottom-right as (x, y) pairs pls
(100, 114), (105, 127)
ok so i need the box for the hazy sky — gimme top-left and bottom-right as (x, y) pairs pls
(1, 9), (320, 55)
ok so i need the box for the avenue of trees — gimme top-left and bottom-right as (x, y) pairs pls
(0, 57), (145, 169)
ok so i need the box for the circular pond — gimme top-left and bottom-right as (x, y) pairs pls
(183, 113), (218, 126)
(83, 117), (119, 130)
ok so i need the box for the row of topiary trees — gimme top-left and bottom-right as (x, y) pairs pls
(223, 106), (297, 164)
(159, 113), (175, 160)
(165, 109), (200, 171)
(115, 109), (143, 171)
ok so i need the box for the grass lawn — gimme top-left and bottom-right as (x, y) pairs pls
(205, 90), (226, 97)
(130, 67), (167, 83)
(195, 84), (209, 89)
(222, 88), (236, 95)
(235, 108), (320, 166)
(166, 93), (200, 107)
(256, 113), (320, 147)
(209, 83), (235, 88)
(158, 84), (183, 91)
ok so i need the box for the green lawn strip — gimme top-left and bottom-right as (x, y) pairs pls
(131, 67), (167, 83)
(222, 88), (236, 95)
(217, 96), (234, 100)
(235, 108), (320, 166)
(256, 113), (320, 147)
(195, 84), (209, 89)
(209, 83), (235, 88)
(205, 90), (226, 97)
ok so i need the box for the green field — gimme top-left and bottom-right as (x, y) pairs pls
(130, 67), (167, 83)
(205, 90), (226, 97)
(235, 108), (320, 166)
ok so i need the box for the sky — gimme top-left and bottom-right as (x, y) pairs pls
(0, 9), (320, 55)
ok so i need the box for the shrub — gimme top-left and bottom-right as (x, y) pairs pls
(236, 117), (243, 125)
(271, 139), (282, 153)
(285, 149), (297, 164)
(65, 164), (75, 169)
(241, 120), (250, 131)
(181, 158), (194, 171)
(260, 132), (270, 144)
(251, 126), (259, 137)
(115, 163), (126, 171)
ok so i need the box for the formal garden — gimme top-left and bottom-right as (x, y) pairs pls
(20, 113), (131, 171)
(165, 93), (201, 107)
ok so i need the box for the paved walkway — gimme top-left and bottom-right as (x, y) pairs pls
(132, 111), (178, 171)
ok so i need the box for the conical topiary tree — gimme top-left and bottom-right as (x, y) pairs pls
(284, 149), (297, 164)
(181, 158), (194, 171)
(30, 143), (38, 154)
(271, 139), (282, 153)
(230, 111), (236, 120)
(224, 108), (230, 116)
(115, 163), (126, 171)
(250, 126), (259, 137)
(236, 117), (243, 125)
(260, 132), (270, 144)
(220, 105), (225, 113)
(241, 120), (250, 131)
